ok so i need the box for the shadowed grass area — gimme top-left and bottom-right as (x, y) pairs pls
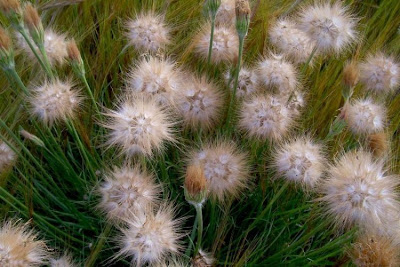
(1, 0), (400, 266)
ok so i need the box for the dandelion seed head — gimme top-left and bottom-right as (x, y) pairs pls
(117, 205), (182, 265)
(297, 2), (357, 54)
(269, 18), (316, 64)
(195, 24), (238, 64)
(274, 137), (325, 189)
(126, 12), (170, 52)
(215, 0), (235, 25)
(98, 166), (160, 222)
(343, 98), (386, 135)
(103, 97), (175, 157)
(49, 253), (77, 267)
(176, 76), (223, 130)
(224, 67), (260, 98)
(126, 57), (182, 106)
(187, 142), (250, 201)
(321, 150), (400, 231)
(257, 54), (298, 93)
(0, 220), (48, 267)
(359, 53), (400, 94)
(239, 94), (294, 141)
(30, 80), (81, 125)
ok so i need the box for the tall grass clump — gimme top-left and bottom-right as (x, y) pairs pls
(1, 0), (400, 266)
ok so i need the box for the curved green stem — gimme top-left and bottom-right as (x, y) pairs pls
(194, 203), (204, 256)
(207, 18), (216, 67)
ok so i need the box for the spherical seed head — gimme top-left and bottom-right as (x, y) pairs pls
(30, 80), (82, 125)
(348, 234), (400, 267)
(187, 142), (250, 201)
(98, 166), (160, 222)
(256, 54), (298, 93)
(176, 76), (223, 130)
(269, 18), (316, 64)
(343, 98), (386, 135)
(117, 205), (182, 265)
(297, 2), (357, 54)
(103, 97), (175, 157)
(274, 137), (325, 189)
(126, 56), (182, 106)
(239, 94), (294, 141)
(195, 24), (239, 64)
(215, 0), (235, 25)
(17, 29), (68, 66)
(359, 53), (400, 94)
(343, 60), (359, 88)
(0, 220), (48, 266)
(321, 150), (400, 231)
(367, 132), (389, 158)
(126, 12), (170, 53)
(224, 66), (260, 98)
(49, 253), (77, 267)
(0, 140), (16, 173)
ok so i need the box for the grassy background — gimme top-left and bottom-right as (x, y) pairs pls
(1, 0), (400, 265)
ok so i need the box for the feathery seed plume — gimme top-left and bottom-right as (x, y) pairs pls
(224, 66), (260, 98)
(0, 140), (17, 173)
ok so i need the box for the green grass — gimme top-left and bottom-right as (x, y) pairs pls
(1, 0), (400, 266)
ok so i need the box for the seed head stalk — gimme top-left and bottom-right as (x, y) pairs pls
(204, 0), (221, 67)
(194, 202), (204, 255)
(225, 0), (250, 134)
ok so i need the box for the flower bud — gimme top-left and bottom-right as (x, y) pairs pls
(66, 40), (81, 63)
(204, 0), (221, 19)
(235, 0), (250, 39)
(0, 26), (15, 69)
(0, 0), (21, 15)
(184, 164), (208, 206)
(23, 4), (44, 47)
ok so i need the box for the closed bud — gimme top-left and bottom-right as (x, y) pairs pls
(23, 4), (41, 31)
(0, 0), (21, 15)
(367, 132), (388, 158)
(343, 61), (359, 88)
(66, 40), (81, 62)
(0, 26), (14, 69)
(20, 128), (45, 147)
(184, 164), (208, 206)
(235, 0), (250, 38)
(0, 26), (11, 51)
(204, 0), (221, 19)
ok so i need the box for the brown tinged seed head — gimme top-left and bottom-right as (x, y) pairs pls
(0, 0), (21, 15)
(23, 3), (41, 32)
(343, 60), (359, 88)
(367, 132), (389, 158)
(66, 40), (81, 62)
(235, 0), (250, 38)
(184, 164), (208, 205)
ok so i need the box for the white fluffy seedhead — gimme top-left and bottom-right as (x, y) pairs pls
(256, 54), (298, 94)
(126, 56), (183, 106)
(49, 253), (77, 267)
(280, 89), (306, 118)
(16, 29), (68, 66)
(273, 137), (325, 189)
(359, 53), (400, 94)
(297, 2), (357, 54)
(30, 80), (82, 125)
(0, 140), (17, 173)
(195, 24), (238, 64)
(126, 12), (170, 52)
(116, 205), (182, 265)
(98, 165), (160, 222)
(320, 150), (400, 233)
(215, 0), (235, 25)
(0, 220), (49, 267)
(269, 18), (316, 64)
(176, 75), (223, 130)
(103, 96), (175, 158)
(224, 66), (261, 98)
(187, 141), (250, 201)
(343, 98), (386, 135)
(239, 94), (294, 141)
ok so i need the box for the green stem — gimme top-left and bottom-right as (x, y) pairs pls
(6, 66), (30, 95)
(185, 214), (198, 257)
(85, 223), (113, 267)
(38, 44), (55, 80)
(207, 18), (216, 66)
(194, 203), (204, 256)
(80, 73), (100, 115)
(225, 36), (245, 134)
(301, 46), (318, 74)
